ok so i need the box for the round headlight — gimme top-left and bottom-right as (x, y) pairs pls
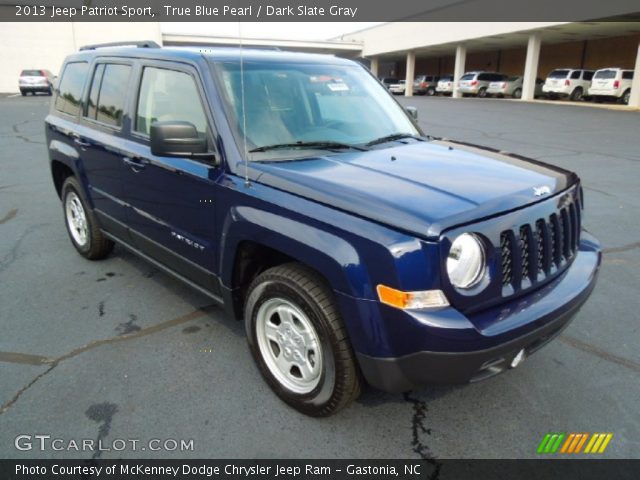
(446, 233), (486, 289)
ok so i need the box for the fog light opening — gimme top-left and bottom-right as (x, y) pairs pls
(510, 349), (526, 368)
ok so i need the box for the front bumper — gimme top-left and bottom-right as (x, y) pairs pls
(342, 233), (601, 393)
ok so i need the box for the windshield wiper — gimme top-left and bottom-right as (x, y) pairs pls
(365, 133), (426, 147)
(249, 141), (367, 153)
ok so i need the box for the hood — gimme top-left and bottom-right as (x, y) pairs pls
(248, 140), (578, 240)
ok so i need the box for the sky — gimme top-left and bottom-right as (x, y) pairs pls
(161, 22), (383, 41)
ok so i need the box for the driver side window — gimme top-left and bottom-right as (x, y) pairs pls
(135, 67), (208, 136)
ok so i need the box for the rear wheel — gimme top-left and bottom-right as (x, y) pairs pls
(477, 87), (487, 98)
(20, 90), (26, 96)
(570, 87), (583, 101)
(61, 177), (114, 260)
(621, 89), (631, 105)
(513, 88), (522, 99)
(426, 87), (436, 96)
(245, 263), (362, 416)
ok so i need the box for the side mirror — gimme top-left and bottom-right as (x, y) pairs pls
(150, 121), (215, 161)
(405, 106), (418, 120)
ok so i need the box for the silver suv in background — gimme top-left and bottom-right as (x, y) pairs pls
(588, 68), (634, 104)
(435, 75), (454, 95)
(542, 69), (594, 101)
(19, 69), (55, 96)
(457, 72), (507, 97)
(487, 76), (544, 99)
(413, 75), (440, 95)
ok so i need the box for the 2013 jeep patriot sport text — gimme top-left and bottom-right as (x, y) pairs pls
(46, 42), (601, 416)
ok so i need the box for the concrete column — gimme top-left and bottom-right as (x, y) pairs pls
(522, 32), (542, 101)
(628, 42), (640, 107)
(452, 45), (466, 99)
(405, 51), (415, 97)
(370, 57), (379, 77)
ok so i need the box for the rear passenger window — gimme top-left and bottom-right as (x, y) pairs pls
(583, 71), (594, 81)
(570, 71), (581, 79)
(55, 62), (88, 116)
(85, 63), (131, 127)
(135, 67), (208, 136)
(622, 71), (634, 80)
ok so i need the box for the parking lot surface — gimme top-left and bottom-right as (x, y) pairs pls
(1, 94), (639, 459)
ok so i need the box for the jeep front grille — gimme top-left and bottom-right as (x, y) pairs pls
(500, 198), (581, 289)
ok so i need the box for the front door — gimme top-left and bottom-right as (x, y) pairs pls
(121, 62), (223, 295)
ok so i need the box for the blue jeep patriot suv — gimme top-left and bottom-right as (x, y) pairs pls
(46, 42), (601, 416)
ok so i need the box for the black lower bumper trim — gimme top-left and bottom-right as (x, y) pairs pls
(357, 282), (594, 393)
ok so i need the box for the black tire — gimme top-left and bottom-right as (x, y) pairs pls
(513, 88), (522, 99)
(244, 263), (362, 416)
(570, 87), (583, 101)
(477, 87), (487, 98)
(621, 89), (631, 105)
(426, 87), (435, 96)
(20, 90), (26, 96)
(61, 176), (114, 260)
(47, 86), (53, 96)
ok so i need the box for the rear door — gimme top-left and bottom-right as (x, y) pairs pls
(76, 60), (133, 236)
(120, 61), (223, 294)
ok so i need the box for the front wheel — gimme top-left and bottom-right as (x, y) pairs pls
(245, 263), (362, 416)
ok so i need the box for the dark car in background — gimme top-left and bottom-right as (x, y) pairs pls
(46, 43), (601, 416)
(413, 75), (440, 95)
(379, 77), (399, 89)
(19, 69), (55, 96)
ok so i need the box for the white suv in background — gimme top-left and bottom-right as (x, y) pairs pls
(542, 69), (594, 101)
(588, 68), (634, 104)
(435, 75), (454, 95)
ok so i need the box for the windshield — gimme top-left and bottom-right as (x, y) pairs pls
(214, 60), (419, 160)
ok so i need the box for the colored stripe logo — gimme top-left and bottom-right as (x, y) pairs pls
(537, 433), (613, 454)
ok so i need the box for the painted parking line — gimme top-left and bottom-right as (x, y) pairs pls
(7, 93), (21, 98)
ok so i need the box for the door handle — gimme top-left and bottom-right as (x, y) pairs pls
(72, 136), (90, 148)
(123, 156), (147, 172)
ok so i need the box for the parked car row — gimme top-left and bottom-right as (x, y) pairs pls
(380, 67), (634, 104)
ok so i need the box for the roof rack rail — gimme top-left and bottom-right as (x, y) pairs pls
(79, 40), (160, 51)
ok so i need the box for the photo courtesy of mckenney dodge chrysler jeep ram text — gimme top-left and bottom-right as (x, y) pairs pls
(45, 41), (601, 416)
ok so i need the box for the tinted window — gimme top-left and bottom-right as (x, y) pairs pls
(92, 64), (131, 127)
(21, 70), (43, 76)
(460, 74), (475, 81)
(594, 69), (616, 79)
(55, 62), (88, 116)
(136, 67), (208, 136)
(583, 71), (594, 80)
(622, 71), (634, 80)
(507, 76), (521, 82)
(440, 75), (453, 81)
(86, 64), (104, 121)
(548, 70), (569, 78)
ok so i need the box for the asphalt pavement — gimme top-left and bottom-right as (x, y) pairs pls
(1, 93), (639, 460)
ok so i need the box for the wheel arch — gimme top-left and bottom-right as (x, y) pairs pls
(220, 206), (370, 320)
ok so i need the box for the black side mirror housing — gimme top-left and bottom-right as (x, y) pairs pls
(405, 106), (418, 120)
(150, 121), (215, 161)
